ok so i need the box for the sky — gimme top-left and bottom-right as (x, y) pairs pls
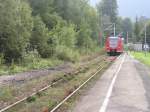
(90, 0), (150, 20)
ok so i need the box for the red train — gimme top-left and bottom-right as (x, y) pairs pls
(105, 36), (124, 55)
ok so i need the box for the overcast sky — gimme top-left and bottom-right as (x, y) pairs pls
(90, 0), (150, 20)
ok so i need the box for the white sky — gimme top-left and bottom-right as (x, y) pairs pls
(89, 0), (150, 20)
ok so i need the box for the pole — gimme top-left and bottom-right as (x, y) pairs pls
(100, 11), (103, 47)
(127, 32), (129, 44)
(127, 32), (129, 54)
(100, 16), (103, 47)
(145, 25), (147, 45)
(114, 23), (116, 37)
(145, 24), (147, 56)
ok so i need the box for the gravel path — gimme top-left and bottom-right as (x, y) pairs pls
(0, 63), (73, 86)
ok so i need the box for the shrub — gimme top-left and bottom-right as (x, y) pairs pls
(56, 46), (79, 62)
(0, 54), (4, 65)
(22, 50), (39, 65)
(0, 0), (33, 63)
(27, 96), (36, 103)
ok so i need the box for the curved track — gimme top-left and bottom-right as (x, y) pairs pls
(0, 55), (111, 112)
(50, 55), (120, 112)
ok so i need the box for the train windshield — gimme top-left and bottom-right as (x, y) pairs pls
(109, 37), (119, 48)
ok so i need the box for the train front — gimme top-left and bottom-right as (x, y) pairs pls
(105, 36), (123, 55)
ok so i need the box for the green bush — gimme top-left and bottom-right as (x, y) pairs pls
(0, 0), (33, 63)
(26, 58), (62, 70)
(56, 46), (79, 62)
(31, 16), (53, 58)
(23, 50), (39, 65)
(27, 96), (36, 103)
(0, 54), (4, 65)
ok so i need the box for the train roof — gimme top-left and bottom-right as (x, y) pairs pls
(109, 36), (119, 39)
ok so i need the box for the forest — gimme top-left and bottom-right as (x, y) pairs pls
(0, 0), (149, 74)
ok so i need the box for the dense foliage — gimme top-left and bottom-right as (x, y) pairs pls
(1, 0), (149, 66)
(0, 0), (101, 64)
(97, 0), (118, 23)
(0, 0), (33, 63)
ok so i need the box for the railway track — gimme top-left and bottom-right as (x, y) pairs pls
(0, 55), (117, 112)
(50, 64), (106, 112)
(50, 55), (121, 112)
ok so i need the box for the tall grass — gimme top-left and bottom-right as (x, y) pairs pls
(0, 46), (102, 75)
(131, 51), (150, 66)
(0, 52), (62, 75)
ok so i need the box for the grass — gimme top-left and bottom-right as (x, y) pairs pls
(0, 58), (62, 75)
(130, 51), (150, 66)
(58, 61), (111, 112)
(4, 59), (109, 112)
(0, 48), (104, 76)
(0, 73), (64, 109)
(0, 49), (106, 112)
(0, 50), (105, 107)
(0, 86), (14, 102)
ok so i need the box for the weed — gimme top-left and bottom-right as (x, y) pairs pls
(26, 96), (36, 103)
(0, 87), (13, 101)
(36, 92), (44, 97)
(48, 101), (57, 110)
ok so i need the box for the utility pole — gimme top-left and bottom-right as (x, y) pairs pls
(103, 23), (116, 35)
(145, 24), (147, 45)
(127, 32), (129, 53)
(127, 32), (129, 44)
(144, 24), (147, 56)
(114, 23), (116, 37)
(100, 12), (103, 47)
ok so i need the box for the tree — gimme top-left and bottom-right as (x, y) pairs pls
(97, 0), (118, 23)
(30, 16), (53, 58)
(53, 0), (100, 47)
(139, 16), (149, 31)
(97, 0), (118, 41)
(140, 21), (150, 47)
(82, 4), (100, 41)
(76, 22), (92, 49)
(29, 0), (62, 30)
(0, 0), (104, 63)
(49, 19), (77, 48)
(53, 0), (70, 20)
(0, 0), (33, 63)
(29, 0), (54, 16)
(121, 18), (133, 43)
(134, 17), (141, 42)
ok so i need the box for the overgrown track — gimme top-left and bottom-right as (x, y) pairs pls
(0, 55), (114, 112)
(0, 54), (105, 86)
(49, 55), (120, 112)
(50, 63), (106, 112)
